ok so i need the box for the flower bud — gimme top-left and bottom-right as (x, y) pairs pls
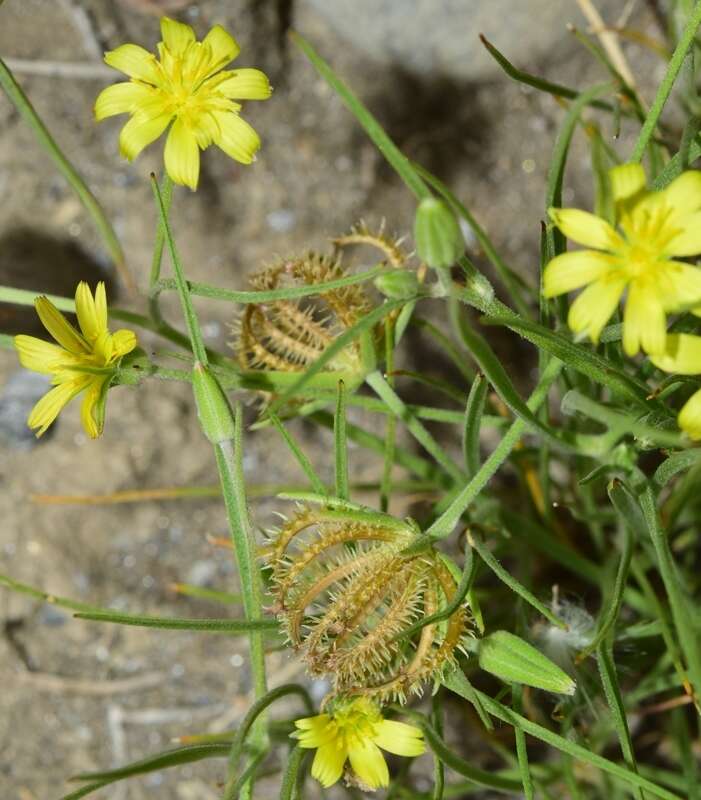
(414, 197), (464, 269)
(373, 269), (418, 299)
(192, 362), (236, 444)
(478, 630), (576, 695)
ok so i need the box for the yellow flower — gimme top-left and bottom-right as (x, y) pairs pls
(651, 333), (701, 439)
(14, 282), (137, 438)
(293, 697), (425, 791)
(95, 17), (271, 190)
(544, 164), (701, 356)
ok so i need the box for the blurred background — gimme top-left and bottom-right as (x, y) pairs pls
(0, 1), (664, 797)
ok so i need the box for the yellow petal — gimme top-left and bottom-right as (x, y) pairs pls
(567, 276), (626, 344)
(75, 281), (104, 343)
(14, 335), (72, 374)
(293, 715), (333, 748)
(549, 208), (622, 251)
(661, 170), (701, 215)
(95, 81), (155, 120)
(93, 330), (114, 364)
(160, 17), (195, 56)
(119, 111), (172, 160)
(373, 720), (425, 757)
(347, 739), (389, 790)
(622, 283), (667, 356)
(610, 163), (646, 204)
(658, 261), (701, 311)
(104, 44), (160, 84)
(678, 387), (701, 439)
(26, 378), (89, 437)
(665, 210), (701, 256)
(543, 250), (616, 297)
(164, 118), (200, 189)
(112, 329), (138, 358)
(650, 334), (701, 375)
(80, 377), (109, 438)
(35, 296), (88, 354)
(216, 68), (272, 100)
(311, 742), (346, 788)
(202, 25), (240, 70)
(213, 111), (260, 164)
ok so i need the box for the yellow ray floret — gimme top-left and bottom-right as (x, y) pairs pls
(14, 282), (137, 438)
(651, 333), (701, 440)
(544, 164), (701, 356)
(95, 17), (272, 189)
(293, 697), (425, 790)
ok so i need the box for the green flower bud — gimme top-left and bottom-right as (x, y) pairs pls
(192, 362), (236, 444)
(373, 269), (419, 299)
(414, 197), (464, 269)
(478, 630), (576, 695)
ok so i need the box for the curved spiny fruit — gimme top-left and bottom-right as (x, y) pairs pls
(265, 504), (470, 703)
(233, 252), (373, 374)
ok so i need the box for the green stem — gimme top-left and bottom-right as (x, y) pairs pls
(215, 412), (269, 797)
(631, 0), (701, 162)
(0, 57), (131, 290)
(150, 176), (208, 365)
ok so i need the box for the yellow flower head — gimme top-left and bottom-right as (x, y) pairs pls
(95, 17), (272, 189)
(14, 282), (137, 438)
(651, 333), (701, 439)
(545, 164), (701, 356)
(293, 697), (425, 791)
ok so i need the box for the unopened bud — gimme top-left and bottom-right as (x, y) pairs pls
(414, 197), (464, 269)
(478, 630), (576, 695)
(374, 269), (418, 299)
(192, 362), (235, 444)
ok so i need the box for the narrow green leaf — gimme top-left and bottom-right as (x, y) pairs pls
(419, 718), (522, 793)
(631, 0), (701, 162)
(426, 358), (561, 539)
(484, 314), (653, 407)
(469, 535), (566, 630)
(596, 641), (644, 800)
(366, 369), (466, 483)
(479, 35), (614, 111)
(463, 374), (487, 478)
(511, 685), (535, 800)
(653, 449), (701, 489)
(154, 264), (388, 305)
(71, 743), (229, 783)
(268, 413), (327, 496)
(290, 32), (430, 200)
(454, 316), (560, 444)
(637, 480), (701, 708)
(440, 669), (493, 731)
(334, 379), (349, 500)
(449, 683), (683, 800)
(223, 684), (314, 800)
(74, 611), (278, 633)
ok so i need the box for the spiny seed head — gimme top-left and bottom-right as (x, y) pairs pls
(232, 251), (373, 377)
(265, 504), (471, 703)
